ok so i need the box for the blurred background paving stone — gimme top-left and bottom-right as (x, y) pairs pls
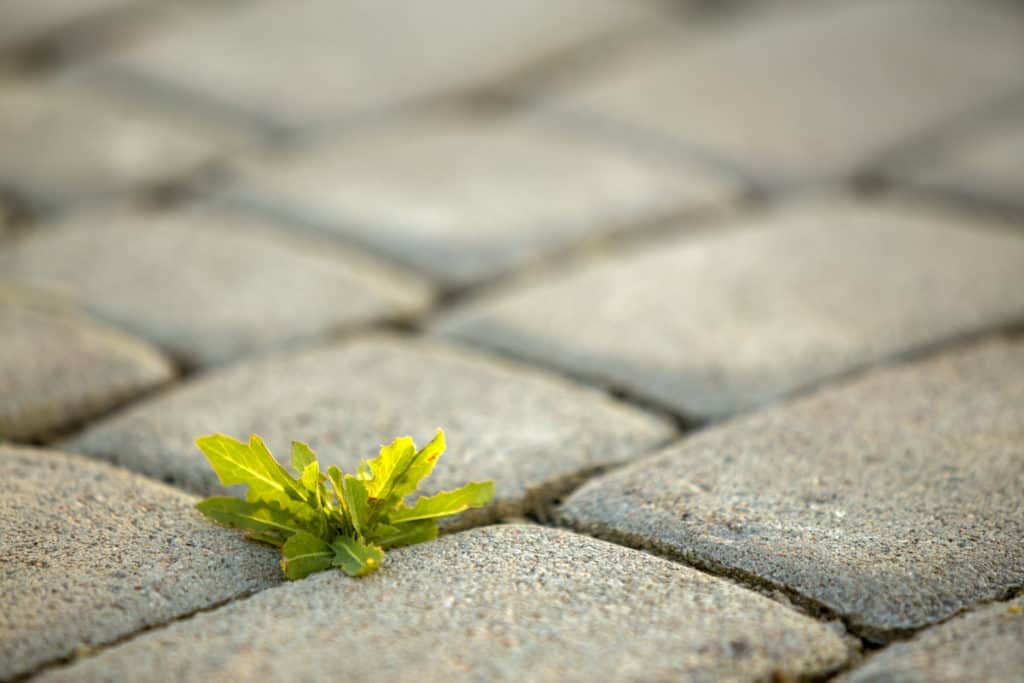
(82, 0), (659, 138)
(0, 0), (146, 55)
(840, 596), (1024, 683)
(434, 199), (1024, 422)
(34, 526), (850, 683)
(889, 102), (1024, 218)
(558, 338), (1024, 643)
(0, 205), (431, 369)
(0, 75), (215, 216)
(227, 111), (739, 288)
(0, 445), (282, 682)
(0, 286), (173, 442)
(67, 336), (675, 521)
(547, 0), (1024, 184)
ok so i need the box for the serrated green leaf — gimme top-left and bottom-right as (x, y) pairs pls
(388, 481), (495, 523)
(249, 435), (309, 504)
(362, 436), (417, 500)
(342, 475), (370, 537)
(367, 520), (438, 549)
(290, 441), (318, 475)
(195, 496), (313, 537)
(195, 434), (306, 505)
(243, 529), (288, 547)
(389, 429), (446, 501)
(280, 531), (334, 580)
(300, 461), (322, 502)
(331, 535), (384, 577)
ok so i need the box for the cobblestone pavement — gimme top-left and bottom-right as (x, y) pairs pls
(1, 1), (1022, 681)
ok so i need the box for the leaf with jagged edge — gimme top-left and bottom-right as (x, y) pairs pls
(195, 434), (307, 506)
(291, 441), (318, 475)
(249, 435), (310, 504)
(195, 496), (317, 539)
(389, 481), (495, 523)
(281, 531), (334, 579)
(361, 436), (418, 500)
(331, 535), (384, 577)
(325, 465), (349, 523)
(367, 520), (438, 549)
(388, 429), (446, 503)
(341, 474), (370, 538)
(298, 461), (331, 538)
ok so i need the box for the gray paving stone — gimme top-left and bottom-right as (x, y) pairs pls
(0, 0), (142, 53)
(0, 286), (173, 442)
(551, 0), (1024, 183)
(896, 106), (1024, 216)
(86, 0), (658, 135)
(0, 445), (281, 682)
(228, 111), (739, 288)
(34, 525), (850, 683)
(0, 205), (431, 368)
(68, 336), (674, 521)
(841, 596), (1024, 683)
(434, 199), (1024, 422)
(558, 338), (1024, 643)
(0, 76), (214, 212)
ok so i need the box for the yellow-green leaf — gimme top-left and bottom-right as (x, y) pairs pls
(195, 433), (306, 505)
(290, 441), (318, 475)
(342, 475), (370, 537)
(389, 429), (445, 501)
(331, 535), (384, 577)
(388, 481), (495, 523)
(280, 531), (334, 580)
(368, 520), (438, 549)
(363, 436), (417, 499)
(195, 496), (313, 537)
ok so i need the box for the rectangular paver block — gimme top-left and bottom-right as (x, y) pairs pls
(0, 76), (214, 212)
(0, 204), (431, 368)
(840, 596), (1024, 683)
(68, 336), (675, 522)
(228, 111), (738, 287)
(551, 0), (1024, 182)
(435, 198), (1024, 422)
(34, 525), (850, 683)
(890, 102), (1024, 217)
(559, 338), (1024, 643)
(0, 285), (173, 441)
(0, 445), (281, 682)
(86, 0), (658, 135)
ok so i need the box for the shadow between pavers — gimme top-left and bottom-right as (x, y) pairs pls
(0, 445), (281, 682)
(32, 525), (850, 683)
(556, 337), (1024, 644)
(65, 335), (676, 526)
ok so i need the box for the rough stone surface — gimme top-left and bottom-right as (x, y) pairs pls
(0, 205), (431, 368)
(0, 445), (281, 682)
(35, 526), (850, 683)
(435, 199), (1024, 421)
(228, 112), (738, 287)
(896, 107), (1024, 216)
(0, 0), (141, 52)
(0, 77), (213, 212)
(89, 0), (657, 134)
(553, 0), (1024, 182)
(559, 338), (1024, 643)
(68, 336), (674, 520)
(0, 286), (173, 441)
(841, 596), (1024, 683)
